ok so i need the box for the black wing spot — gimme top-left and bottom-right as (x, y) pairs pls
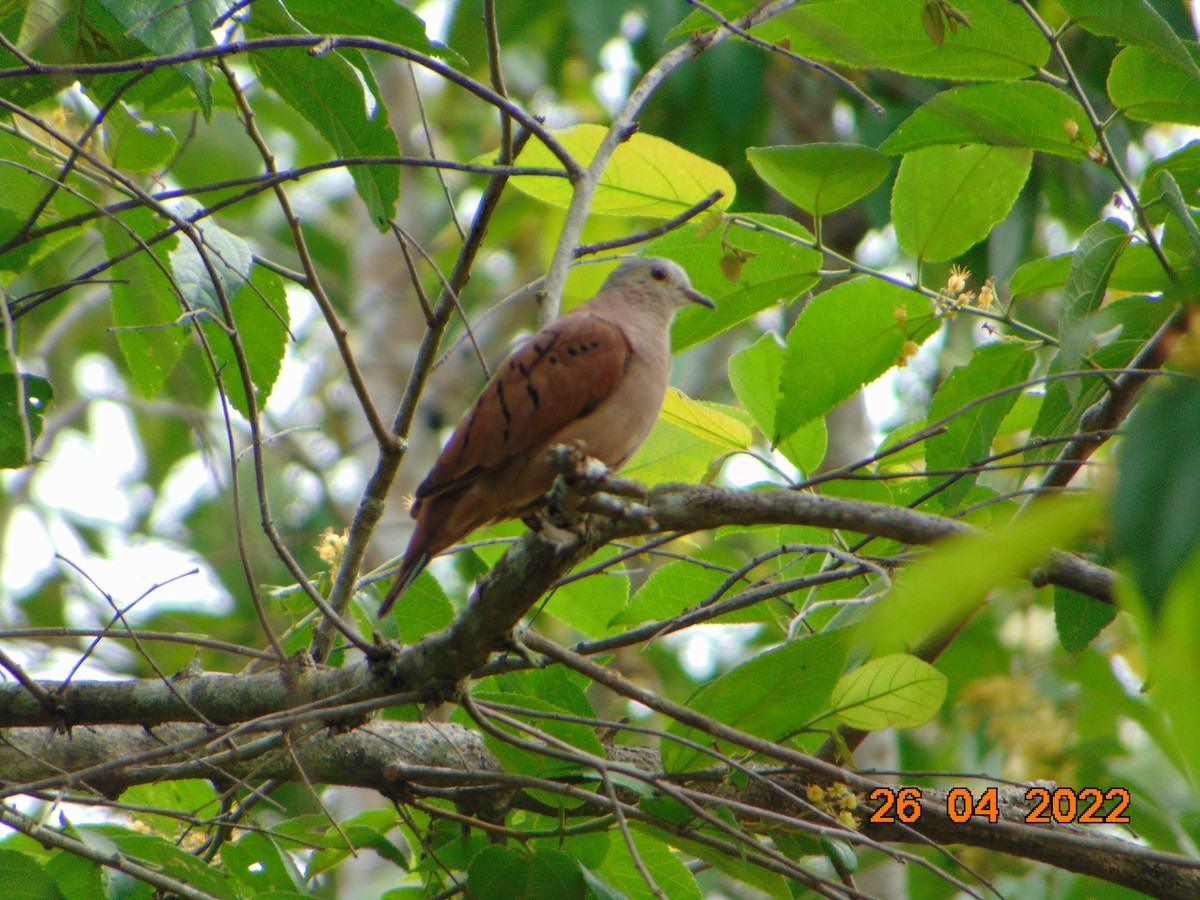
(456, 412), (476, 461)
(526, 383), (540, 408)
(496, 380), (512, 423)
(518, 361), (529, 376)
(533, 342), (544, 354)
(590, 340), (601, 348)
(567, 346), (577, 356)
(549, 354), (558, 364)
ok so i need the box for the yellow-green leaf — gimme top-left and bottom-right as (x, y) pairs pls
(832, 653), (947, 730)
(660, 387), (751, 450)
(504, 124), (736, 218)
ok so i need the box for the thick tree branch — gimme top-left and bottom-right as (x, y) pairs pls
(2, 719), (1194, 898)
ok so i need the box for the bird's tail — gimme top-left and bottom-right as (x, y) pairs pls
(377, 547), (430, 618)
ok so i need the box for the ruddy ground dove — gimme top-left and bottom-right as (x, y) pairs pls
(378, 256), (713, 616)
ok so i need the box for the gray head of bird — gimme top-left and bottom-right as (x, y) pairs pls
(602, 257), (715, 312)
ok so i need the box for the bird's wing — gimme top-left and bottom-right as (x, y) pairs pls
(415, 312), (631, 502)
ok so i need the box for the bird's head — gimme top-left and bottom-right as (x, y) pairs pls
(603, 257), (715, 313)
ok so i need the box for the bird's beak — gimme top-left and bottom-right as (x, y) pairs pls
(686, 287), (716, 309)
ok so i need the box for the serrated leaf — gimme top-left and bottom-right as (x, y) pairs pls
(388, 570), (454, 643)
(596, 831), (701, 900)
(204, 264), (290, 419)
(504, 124), (735, 218)
(0, 849), (63, 900)
(880, 82), (1095, 157)
(621, 418), (725, 487)
(832, 653), (947, 730)
(611, 560), (727, 627)
(759, 0), (1048, 81)
(94, 0), (216, 112)
(246, 0), (400, 230)
(777, 277), (940, 440)
(1009, 253), (1070, 299)
(1055, 586), (1117, 652)
(1030, 295), (1173, 461)
(728, 333), (827, 473)
(104, 209), (189, 398)
(280, 0), (458, 62)
(1059, 0), (1200, 78)
(105, 102), (177, 173)
(468, 846), (584, 900)
(661, 387), (750, 449)
(543, 548), (628, 638)
(663, 630), (848, 772)
(747, 143), (890, 218)
(646, 214), (821, 352)
(1143, 141), (1200, 226)
(1108, 46), (1200, 126)
(927, 341), (1035, 510)
(892, 145), (1033, 263)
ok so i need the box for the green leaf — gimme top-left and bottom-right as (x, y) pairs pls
(388, 570), (454, 643)
(1056, 219), (1132, 401)
(892, 145), (1033, 263)
(633, 822), (790, 897)
(470, 691), (605, 783)
(747, 143), (890, 217)
(1113, 375), (1200, 614)
(94, 0), (216, 112)
(831, 653), (947, 730)
(762, 0), (1048, 81)
(104, 102), (177, 173)
(0, 849), (63, 900)
(89, 828), (237, 898)
(661, 387), (750, 450)
(1143, 140), (1200, 225)
(777, 277), (939, 440)
(167, 209), (288, 419)
(1059, 0), (1200, 78)
(927, 341), (1036, 510)
(612, 560), (727, 627)
(104, 209), (189, 399)
(279, 0), (458, 62)
(857, 494), (1103, 653)
(1009, 253), (1071, 299)
(1062, 219), (1131, 325)
(880, 82), (1095, 157)
(0, 374), (52, 469)
(468, 846), (585, 900)
(663, 630), (848, 772)
(729, 332), (828, 473)
(208, 264), (290, 419)
(1055, 586), (1117, 652)
(507, 124), (736, 218)
(222, 832), (305, 893)
(1108, 46), (1200, 126)
(622, 418), (725, 487)
(543, 548), (629, 638)
(1030, 295), (1172, 460)
(594, 831), (700, 900)
(647, 214), (821, 353)
(246, 1), (401, 230)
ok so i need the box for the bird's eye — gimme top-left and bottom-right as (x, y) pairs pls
(650, 266), (667, 281)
